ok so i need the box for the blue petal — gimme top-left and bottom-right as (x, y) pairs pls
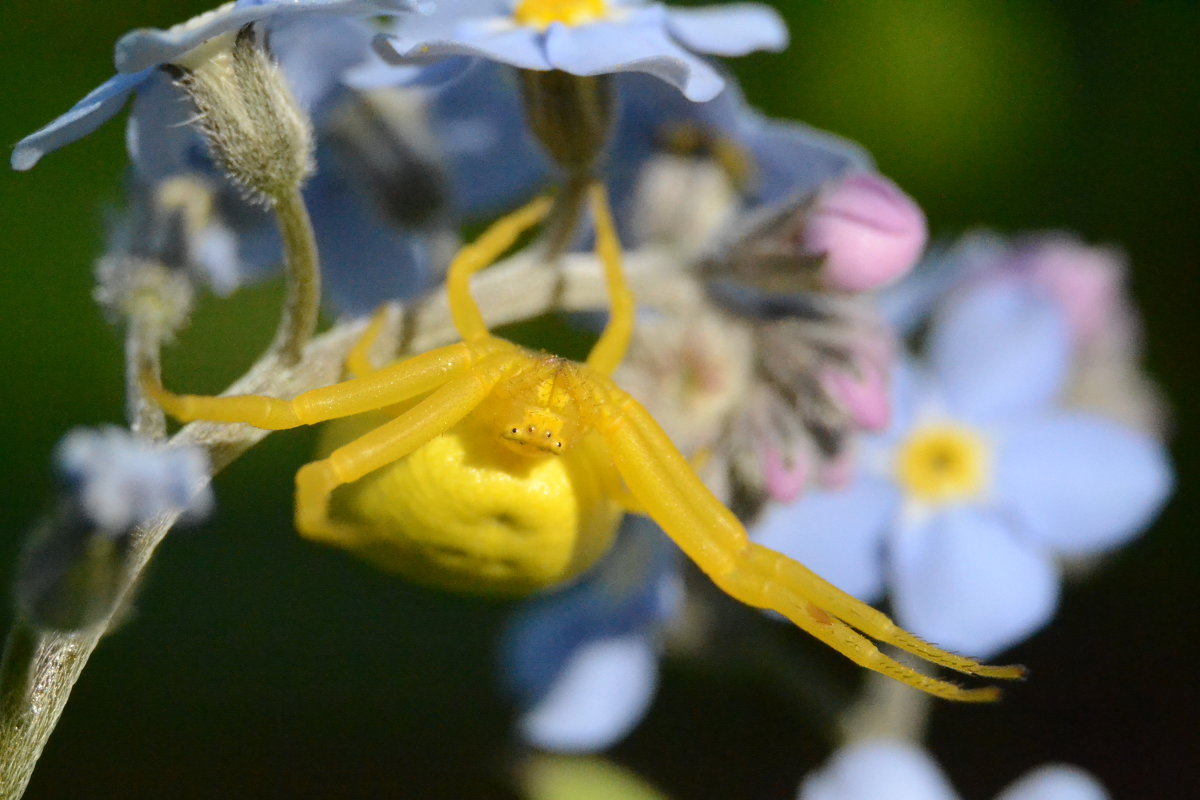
(517, 631), (659, 752)
(271, 17), (376, 118)
(664, 3), (788, 57)
(799, 739), (959, 800)
(545, 10), (724, 101)
(303, 143), (437, 315)
(890, 507), (1058, 658)
(928, 281), (1071, 422)
(115, 0), (424, 74)
(427, 60), (555, 218)
(499, 519), (676, 706)
(877, 233), (1007, 336)
(869, 359), (926, 449)
(739, 115), (872, 206)
(995, 765), (1110, 800)
(752, 476), (897, 603)
(126, 71), (212, 180)
(375, 22), (551, 70)
(501, 519), (677, 752)
(994, 413), (1172, 556)
(12, 69), (153, 171)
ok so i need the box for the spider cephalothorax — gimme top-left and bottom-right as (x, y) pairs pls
(152, 184), (1025, 700)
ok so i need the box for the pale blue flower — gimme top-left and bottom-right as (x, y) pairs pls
(11, 0), (422, 170)
(373, 0), (787, 102)
(610, 71), (871, 211)
(754, 279), (1173, 657)
(800, 739), (1110, 800)
(383, 59), (869, 234)
(499, 518), (679, 751)
(76, 8), (443, 311)
(55, 427), (214, 533)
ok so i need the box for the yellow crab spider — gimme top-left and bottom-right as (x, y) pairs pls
(150, 184), (1024, 701)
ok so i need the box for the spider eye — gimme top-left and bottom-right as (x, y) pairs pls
(510, 427), (519, 434)
(555, 442), (562, 448)
(545, 431), (552, 438)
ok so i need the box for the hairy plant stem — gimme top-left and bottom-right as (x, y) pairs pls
(125, 319), (167, 443)
(0, 243), (694, 800)
(268, 187), (321, 366)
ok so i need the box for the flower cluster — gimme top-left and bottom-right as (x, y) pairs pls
(7, 1), (1174, 798)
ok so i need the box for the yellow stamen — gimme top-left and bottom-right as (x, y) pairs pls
(513, 0), (608, 30)
(895, 424), (989, 504)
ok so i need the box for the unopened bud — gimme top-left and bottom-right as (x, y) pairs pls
(174, 24), (314, 203)
(762, 444), (808, 503)
(808, 173), (926, 293)
(818, 358), (891, 432)
(1017, 237), (1125, 346)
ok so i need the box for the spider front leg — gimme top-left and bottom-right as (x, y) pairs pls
(593, 378), (1025, 701)
(147, 339), (492, 430)
(295, 350), (522, 544)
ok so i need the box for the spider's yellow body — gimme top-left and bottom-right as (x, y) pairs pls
(152, 185), (1024, 701)
(316, 353), (624, 595)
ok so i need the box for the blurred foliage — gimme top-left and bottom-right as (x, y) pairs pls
(0, 1), (1196, 798)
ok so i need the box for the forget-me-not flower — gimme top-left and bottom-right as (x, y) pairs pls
(11, 0), (423, 171)
(499, 517), (679, 752)
(55, 427), (214, 533)
(753, 278), (1173, 657)
(800, 738), (1110, 800)
(373, 0), (787, 102)
(38, 4), (445, 311)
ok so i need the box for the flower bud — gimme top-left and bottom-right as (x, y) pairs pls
(762, 444), (808, 503)
(807, 173), (927, 292)
(818, 357), (891, 432)
(1017, 237), (1126, 346)
(173, 24), (314, 203)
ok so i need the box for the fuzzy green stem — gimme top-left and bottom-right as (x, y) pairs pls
(269, 187), (321, 365)
(125, 321), (167, 442)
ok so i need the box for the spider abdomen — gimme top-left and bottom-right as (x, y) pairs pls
(315, 409), (623, 596)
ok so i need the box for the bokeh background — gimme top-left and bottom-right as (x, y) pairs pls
(0, 1), (1196, 798)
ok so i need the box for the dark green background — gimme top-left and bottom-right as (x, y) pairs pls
(0, 1), (1196, 798)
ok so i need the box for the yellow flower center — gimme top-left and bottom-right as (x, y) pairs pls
(513, 0), (609, 29)
(894, 424), (989, 505)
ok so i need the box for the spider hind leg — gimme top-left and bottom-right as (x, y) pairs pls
(594, 376), (1024, 700)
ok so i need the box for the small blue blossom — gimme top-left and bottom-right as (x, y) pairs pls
(374, 0), (787, 102)
(610, 71), (872, 211)
(499, 518), (679, 751)
(11, 0), (422, 171)
(800, 739), (1111, 800)
(55, 427), (214, 533)
(753, 278), (1173, 657)
(40, 5), (444, 311)
(371, 59), (870, 235)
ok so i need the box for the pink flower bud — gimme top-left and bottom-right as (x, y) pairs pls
(807, 173), (928, 292)
(1020, 238), (1126, 346)
(819, 360), (891, 432)
(763, 445), (808, 503)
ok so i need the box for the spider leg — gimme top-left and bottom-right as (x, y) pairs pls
(447, 195), (555, 343)
(594, 380), (1024, 701)
(583, 182), (635, 377)
(345, 306), (392, 378)
(149, 340), (497, 430)
(295, 350), (521, 543)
